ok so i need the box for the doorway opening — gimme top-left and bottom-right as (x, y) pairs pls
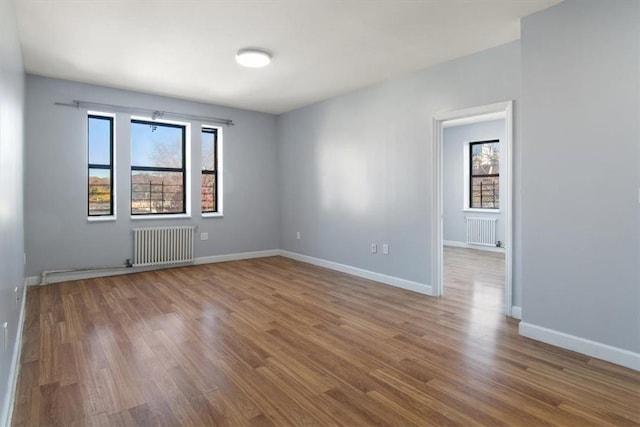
(432, 101), (514, 317)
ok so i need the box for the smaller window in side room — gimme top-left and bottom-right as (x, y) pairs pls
(88, 114), (114, 217)
(201, 127), (220, 214)
(131, 119), (187, 215)
(469, 140), (500, 209)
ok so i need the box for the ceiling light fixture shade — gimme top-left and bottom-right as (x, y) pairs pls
(236, 48), (272, 68)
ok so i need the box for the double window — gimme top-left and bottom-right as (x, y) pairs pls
(469, 140), (500, 209)
(88, 114), (114, 217)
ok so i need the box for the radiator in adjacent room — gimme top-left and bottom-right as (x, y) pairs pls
(133, 226), (195, 267)
(466, 217), (497, 247)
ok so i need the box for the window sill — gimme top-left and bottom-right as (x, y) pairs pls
(131, 214), (192, 220)
(202, 212), (223, 218)
(88, 216), (116, 222)
(463, 208), (501, 213)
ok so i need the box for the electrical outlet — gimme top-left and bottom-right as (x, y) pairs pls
(371, 243), (377, 254)
(382, 244), (389, 255)
(296, 231), (301, 240)
(200, 232), (208, 241)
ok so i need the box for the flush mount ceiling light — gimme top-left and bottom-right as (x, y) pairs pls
(236, 48), (272, 68)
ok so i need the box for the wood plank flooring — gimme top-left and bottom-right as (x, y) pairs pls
(443, 246), (505, 313)
(12, 253), (640, 426)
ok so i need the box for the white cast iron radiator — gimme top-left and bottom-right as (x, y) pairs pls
(466, 217), (497, 247)
(133, 226), (195, 267)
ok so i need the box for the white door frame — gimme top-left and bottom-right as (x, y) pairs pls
(431, 100), (514, 317)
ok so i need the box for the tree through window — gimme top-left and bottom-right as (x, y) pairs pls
(130, 119), (186, 215)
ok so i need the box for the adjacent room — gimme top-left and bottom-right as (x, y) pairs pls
(442, 117), (508, 315)
(1, 0), (638, 425)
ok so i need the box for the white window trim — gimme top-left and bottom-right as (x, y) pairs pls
(463, 208), (501, 213)
(129, 116), (191, 219)
(87, 216), (117, 222)
(87, 111), (117, 221)
(462, 139), (500, 212)
(131, 214), (192, 220)
(201, 124), (223, 217)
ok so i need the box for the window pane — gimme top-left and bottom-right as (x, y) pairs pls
(89, 168), (111, 215)
(202, 129), (216, 171)
(201, 173), (216, 212)
(471, 142), (499, 176)
(88, 116), (111, 165)
(131, 121), (184, 168)
(131, 171), (184, 214)
(470, 177), (499, 209)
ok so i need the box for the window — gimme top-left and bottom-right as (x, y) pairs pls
(88, 114), (114, 216)
(469, 140), (500, 209)
(131, 119), (187, 215)
(201, 127), (219, 213)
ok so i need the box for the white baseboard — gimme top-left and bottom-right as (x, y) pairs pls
(519, 322), (640, 371)
(24, 276), (40, 287)
(194, 249), (281, 265)
(279, 250), (433, 296)
(27, 267), (141, 286)
(443, 240), (505, 253)
(1, 281), (28, 427)
(27, 249), (282, 286)
(27, 250), (428, 300)
(511, 306), (522, 320)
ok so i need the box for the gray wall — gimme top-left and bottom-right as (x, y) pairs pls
(24, 76), (280, 277)
(443, 119), (505, 245)
(278, 41), (521, 301)
(521, 0), (639, 352)
(0, 0), (25, 423)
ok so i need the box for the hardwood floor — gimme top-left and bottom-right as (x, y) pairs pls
(443, 246), (505, 313)
(12, 255), (640, 426)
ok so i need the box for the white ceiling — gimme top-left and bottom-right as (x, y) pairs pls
(15, 0), (561, 114)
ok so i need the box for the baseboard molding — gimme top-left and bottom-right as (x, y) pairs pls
(519, 322), (640, 371)
(24, 276), (40, 287)
(511, 306), (522, 320)
(279, 250), (433, 296)
(27, 267), (142, 286)
(1, 280), (28, 427)
(26, 249), (282, 286)
(194, 249), (281, 265)
(443, 240), (505, 253)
